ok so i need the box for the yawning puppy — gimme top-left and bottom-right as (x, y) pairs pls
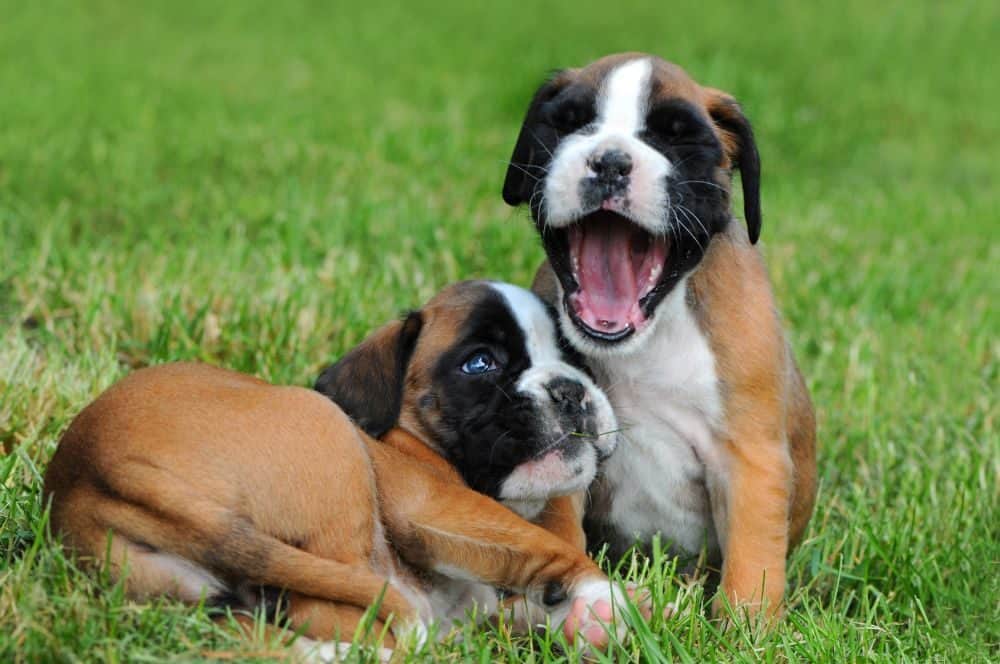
(43, 281), (630, 657)
(502, 53), (818, 619)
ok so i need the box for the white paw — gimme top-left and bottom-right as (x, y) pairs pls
(551, 578), (629, 649)
(293, 638), (394, 663)
(391, 615), (429, 651)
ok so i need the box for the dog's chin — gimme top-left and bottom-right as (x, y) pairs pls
(540, 210), (683, 357)
(498, 445), (596, 519)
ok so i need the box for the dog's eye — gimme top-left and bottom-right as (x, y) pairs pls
(461, 351), (499, 375)
(648, 109), (690, 138)
(546, 102), (595, 133)
(647, 107), (709, 145)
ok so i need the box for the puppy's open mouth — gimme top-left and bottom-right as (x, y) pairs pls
(546, 211), (671, 343)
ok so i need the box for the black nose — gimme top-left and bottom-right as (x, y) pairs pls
(545, 377), (587, 416)
(588, 149), (633, 179)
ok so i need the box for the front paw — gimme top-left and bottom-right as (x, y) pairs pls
(553, 578), (629, 649)
(714, 573), (784, 627)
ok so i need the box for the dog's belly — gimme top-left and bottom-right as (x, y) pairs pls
(588, 403), (719, 562)
(584, 289), (726, 563)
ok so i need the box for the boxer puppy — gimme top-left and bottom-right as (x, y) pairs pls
(43, 281), (630, 657)
(502, 53), (818, 619)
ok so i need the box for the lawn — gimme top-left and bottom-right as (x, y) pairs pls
(1, 0), (997, 661)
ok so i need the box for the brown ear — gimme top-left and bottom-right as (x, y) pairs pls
(705, 88), (762, 244)
(502, 72), (568, 206)
(314, 312), (423, 438)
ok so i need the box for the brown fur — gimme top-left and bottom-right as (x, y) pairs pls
(533, 229), (816, 620)
(526, 54), (817, 621)
(45, 351), (609, 647)
(396, 283), (490, 450)
(689, 223), (817, 616)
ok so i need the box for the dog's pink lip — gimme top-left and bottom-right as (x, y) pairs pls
(513, 447), (574, 483)
(564, 211), (669, 339)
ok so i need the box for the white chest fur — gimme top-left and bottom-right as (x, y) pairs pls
(588, 279), (726, 557)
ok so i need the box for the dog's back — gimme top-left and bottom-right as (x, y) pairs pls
(44, 282), (643, 652)
(44, 362), (419, 629)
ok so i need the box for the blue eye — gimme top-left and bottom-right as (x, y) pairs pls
(461, 351), (498, 375)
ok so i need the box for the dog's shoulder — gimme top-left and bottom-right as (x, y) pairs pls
(689, 222), (786, 390)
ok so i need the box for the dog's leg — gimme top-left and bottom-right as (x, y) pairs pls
(60, 509), (230, 604)
(284, 595), (399, 663)
(535, 493), (587, 550)
(223, 611), (394, 664)
(693, 237), (799, 621)
(366, 441), (628, 646)
(284, 596), (391, 644)
(369, 441), (602, 596)
(714, 430), (792, 621)
(67, 468), (423, 636)
(495, 493), (586, 634)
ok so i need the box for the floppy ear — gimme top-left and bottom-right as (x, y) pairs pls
(314, 311), (423, 438)
(705, 89), (762, 244)
(502, 72), (567, 206)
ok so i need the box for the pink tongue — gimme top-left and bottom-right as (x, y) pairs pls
(572, 215), (642, 333)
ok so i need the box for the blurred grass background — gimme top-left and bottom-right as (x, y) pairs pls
(1, 1), (997, 661)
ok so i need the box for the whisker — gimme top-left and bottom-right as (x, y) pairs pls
(505, 160), (550, 174)
(529, 189), (549, 228)
(494, 382), (514, 402)
(675, 203), (709, 239)
(528, 128), (555, 160)
(505, 162), (543, 182)
(672, 205), (704, 253)
(488, 430), (513, 465)
(669, 153), (700, 171)
(675, 179), (727, 192)
(668, 205), (683, 248)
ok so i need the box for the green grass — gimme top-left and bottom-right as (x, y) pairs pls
(1, 0), (997, 661)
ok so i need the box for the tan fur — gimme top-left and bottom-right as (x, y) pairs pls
(528, 270), (591, 554)
(368, 431), (599, 591)
(533, 227), (817, 620)
(397, 282), (491, 450)
(45, 363), (419, 641)
(45, 355), (608, 644)
(526, 55), (817, 621)
(690, 224), (816, 617)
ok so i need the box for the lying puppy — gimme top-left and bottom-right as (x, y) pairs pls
(502, 53), (818, 619)
(43, 281), (630, 657)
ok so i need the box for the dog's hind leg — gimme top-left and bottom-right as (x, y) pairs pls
(285, 595), (396, 647)
(61, 518), (228, 604)
(58, 469), (423, 639)
(209, 609), (395, 663)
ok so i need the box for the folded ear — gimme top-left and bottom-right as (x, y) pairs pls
(502, 72), (567, 206)
(314, 311), (423, 438)
(705, 88), (762, 244)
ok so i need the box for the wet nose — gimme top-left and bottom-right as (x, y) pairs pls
(588, 149), (633, 179)
(545, 377), (587, 416)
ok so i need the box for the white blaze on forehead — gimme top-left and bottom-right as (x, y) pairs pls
(489, 281), (621, 462)
(541, 57), (670, 231)
(488, 282), (561, 366)
(597, 57), (652, 135)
